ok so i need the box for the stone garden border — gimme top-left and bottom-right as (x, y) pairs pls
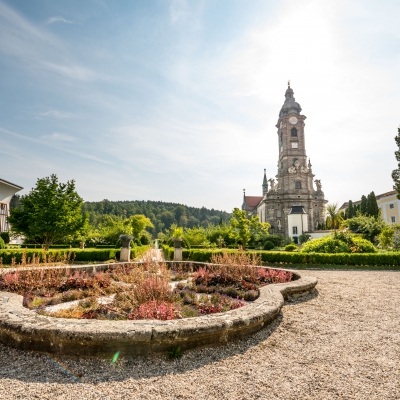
(0, 262), (317, 357)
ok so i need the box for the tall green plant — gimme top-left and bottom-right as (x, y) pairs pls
(8, 175), (86, 250)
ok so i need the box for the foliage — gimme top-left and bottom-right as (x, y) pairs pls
(263, 241), (275, 250)
(326, 203), (342, 229)
(123, 214), (154, 238)
(168, 347), (182, 359)
(0, 232), (10, 244)
(360, 195), (367, 215)
(284, 243), (298, 252)
(229, 208), (270, 247)
(161, 246), (400, 266)
(298, 233), (311, 244)
(345, 200), (355, 219)
(393, 232), (400, 250)
(378, 225), (395, 249)
(8, 175), (87, 250)
(366, 192), (379, 218)
(83, 199), (231, 236)
(301, 230), (376, 253)
(0, 237), (5, 249)
(341, 215), (386, 243)
(391, 127), (400, 199)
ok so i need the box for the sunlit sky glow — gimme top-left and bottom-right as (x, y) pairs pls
(1, 0), (400, 211)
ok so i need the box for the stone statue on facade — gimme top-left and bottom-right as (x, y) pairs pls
(288, 165), (296, 174)
(301, 166), (309, 174)
(268, 178), (276, 190)
(314, 179), (322, 191)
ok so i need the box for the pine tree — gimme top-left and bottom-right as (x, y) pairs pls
(360, 195), (367, 215)
(347, 200), (354, 219)
(392, 127), (400, 199)
(366, 191), (379, 218)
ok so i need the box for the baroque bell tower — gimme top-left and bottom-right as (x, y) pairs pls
(252, 83), (327, 237)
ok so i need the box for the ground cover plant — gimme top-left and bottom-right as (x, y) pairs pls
(0, 252), (293, 320)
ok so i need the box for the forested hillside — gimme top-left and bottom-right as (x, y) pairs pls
(82, 199), (231, 235)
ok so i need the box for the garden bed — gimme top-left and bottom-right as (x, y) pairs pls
(0, 253), (293, 321)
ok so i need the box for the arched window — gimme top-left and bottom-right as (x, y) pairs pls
(295, 181), (302, 189)
(280, 132), (283, 143)
(291, 128), (297, 137)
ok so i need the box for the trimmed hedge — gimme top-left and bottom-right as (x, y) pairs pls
(0, 245), (149, 265)
(161, 246), (400, 267)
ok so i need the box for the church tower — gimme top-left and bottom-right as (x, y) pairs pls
(254, 83), (327, 238)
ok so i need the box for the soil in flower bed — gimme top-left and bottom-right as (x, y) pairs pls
(0, 252), (292, 320)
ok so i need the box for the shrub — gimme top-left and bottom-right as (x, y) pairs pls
(263, 241), (275, 250)
(0, 237), (5, 250)
(301, 230), (376, 253)
(0, 232), (10, 244)
(284, 243), (297, 252)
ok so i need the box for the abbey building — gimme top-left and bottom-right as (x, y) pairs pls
(242, 84), (327, 240)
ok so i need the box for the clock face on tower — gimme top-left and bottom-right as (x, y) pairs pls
(289, 116), (298, 125)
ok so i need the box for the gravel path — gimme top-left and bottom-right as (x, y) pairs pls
(0, 270), (399, 400)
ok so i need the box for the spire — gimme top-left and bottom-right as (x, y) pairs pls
(242, 189), (247, 210)
(279, 83), (302, 117)
(262, 169), (268, 195)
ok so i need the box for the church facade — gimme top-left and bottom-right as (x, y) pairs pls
(242, 84), (327, 239)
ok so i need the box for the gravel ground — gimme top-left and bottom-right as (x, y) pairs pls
(0, 270), (399, 400)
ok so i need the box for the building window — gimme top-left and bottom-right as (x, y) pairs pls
(295, 181), (301, 189)
(391, 216), (396, 223)
(291, 128), (297, 137)
(293, 227), (298, 234)
(291, 142), (298, 149)
(280, 133), (283, 143)
(390, 204), (394, 209)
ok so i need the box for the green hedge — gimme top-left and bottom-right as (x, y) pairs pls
(161, 247), (400, 267)
(0, 245), (150, 265)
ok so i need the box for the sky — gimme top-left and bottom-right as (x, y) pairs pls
(0, 0), (399, 212)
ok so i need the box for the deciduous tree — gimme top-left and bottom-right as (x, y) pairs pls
(8, 175), (86, 249)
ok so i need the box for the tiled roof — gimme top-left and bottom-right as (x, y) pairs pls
(244, 196), (263, 210)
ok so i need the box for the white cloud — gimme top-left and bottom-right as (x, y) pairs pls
(46, 16), (73, 25)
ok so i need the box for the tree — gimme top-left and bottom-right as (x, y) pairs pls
(392, 127), (400, 199)
(326, 203), (341, 229)
(341, 215), (386, 243)
(8, 175), (86, 249)
(346, 200), (355, 219)
(124, 214), (154, 238)
(229, 208), (270, 247)
(366, 191), (379, 218)
(360, 195), (367, 215)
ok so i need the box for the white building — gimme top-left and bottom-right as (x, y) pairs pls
(0, 178), (23, 232)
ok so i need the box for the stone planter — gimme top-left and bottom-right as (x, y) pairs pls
(173, 239), (183, 261)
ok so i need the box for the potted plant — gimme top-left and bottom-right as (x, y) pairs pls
(172, 227), (184, 248)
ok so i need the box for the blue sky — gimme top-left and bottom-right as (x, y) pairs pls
(1, 0), (400, 211)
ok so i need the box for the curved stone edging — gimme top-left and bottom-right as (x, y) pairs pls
(0, 268), (317, 357)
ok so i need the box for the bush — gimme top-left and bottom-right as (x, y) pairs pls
(263, 241), (275, 250)
(284, 244), (297, 252)
(0, 237), (5, 249)
(301, 230), (376, 253)
(0, 232), (10, 244)
(265, 235), (285, 247)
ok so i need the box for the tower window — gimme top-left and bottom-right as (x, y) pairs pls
(280, 132), (283, 143)
(293, 227), (298, 234)
(295, 181), (301, 189)
(390, 204), (394, 209)
(391, 216), (396, 223)
(291, 128), (297, 137)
